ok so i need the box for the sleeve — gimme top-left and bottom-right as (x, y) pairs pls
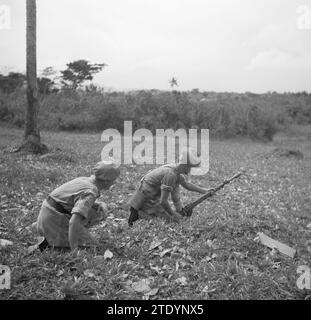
(71, 193), (96, 220)
(160, 172), (177, 192)
(179, 173), (189, 183)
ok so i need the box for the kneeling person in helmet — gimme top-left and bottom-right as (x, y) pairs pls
(33, 160), (120, 251)
(128, 149), (209, 226)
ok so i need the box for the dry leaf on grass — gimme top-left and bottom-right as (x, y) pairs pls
(131, 279), (151, 293)
(104, 249), (113, 260)
(27, 244), (39, 254)
(206, 239), (214, 248)
(202, 285), (217, 294)
(0, 239), (13, 248)
(94, 255), (105, 263)
(56, 270), (64, 277)
(150, 266), (161, 274)
(26, 237), (46, 255)
(160, 248), (173, 258)
(144, 287), (159, 298)
(84, 270), (95, 278)
(175, 276), (187, 286)
(148, 240), (163, 252)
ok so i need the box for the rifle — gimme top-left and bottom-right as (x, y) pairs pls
(180, 171), (243, 217)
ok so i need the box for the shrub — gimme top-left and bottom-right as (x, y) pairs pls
(1, 87), (310, 141)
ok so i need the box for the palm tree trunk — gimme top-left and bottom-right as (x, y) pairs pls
(21, 0), (47, 153)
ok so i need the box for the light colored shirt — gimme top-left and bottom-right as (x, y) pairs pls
(143, 164), (181, 192)
(142, 164), (183, 211)
(50, 176), (99, 219)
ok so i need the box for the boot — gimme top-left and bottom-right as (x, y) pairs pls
(38, 238), (50, 252)
(128, 207), (139, 227)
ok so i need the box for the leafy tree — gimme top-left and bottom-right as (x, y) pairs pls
(41, 66), (58, 78)
(0, 72), (26, 93)
(0, 72), (57, 95)
(169, 77), (178, 89)
(60, 60), (107, 89)
(37, 77), (57, 95)
(38, 66), (59, 94)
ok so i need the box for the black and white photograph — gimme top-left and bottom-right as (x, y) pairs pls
(0, 0), (311, 306)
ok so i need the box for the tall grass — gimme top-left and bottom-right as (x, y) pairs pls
(0, 88), (310, 141)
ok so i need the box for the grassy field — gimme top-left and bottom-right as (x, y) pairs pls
(0, 125), (311, 300)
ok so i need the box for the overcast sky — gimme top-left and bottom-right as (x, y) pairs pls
(0, 0), (310, 92)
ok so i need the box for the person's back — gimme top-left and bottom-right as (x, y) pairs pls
(143, 164), (179, 190)
(50, 176), (99, 211)
(33, 160), (120, 251)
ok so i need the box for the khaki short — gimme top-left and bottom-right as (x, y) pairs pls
(35, 200), (105, 247)
(129, 181), (168, 220)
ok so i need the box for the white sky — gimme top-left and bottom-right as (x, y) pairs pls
(0, 0), (310, 92)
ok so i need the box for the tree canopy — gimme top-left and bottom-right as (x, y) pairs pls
(60, 59), (107, 89)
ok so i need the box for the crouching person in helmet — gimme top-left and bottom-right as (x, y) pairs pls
(33, 160), (120, 251)
(128, 148), (209, 226)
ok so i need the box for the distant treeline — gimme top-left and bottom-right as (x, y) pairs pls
(1, 85), (311, 141)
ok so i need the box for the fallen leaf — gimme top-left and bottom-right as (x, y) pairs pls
(160, 248), (173, 258)
(186, 255), (195, 263)
(272, 262), (281, 270)
(206, 240), (214, 248)
(233, 251), (245, 259)
(132, 279), (151, 293)
(123, 280), (133, 291)
(148, 240), (163, 252)
(104, 249), (113, 260)
(27, 244), (39, 254)
(269, 248), (278, 257)
(0, 239), (13, 248)
(202, 286), (216, 294)
(175, 276), (187, 286)
(56, 270), (64, 277)
(94, 255), (105, 263)
(84, 270), (95, 278)
(145, 288), (159, 297)
(150, 266), (161, 274)
(178, 248), (186, 255)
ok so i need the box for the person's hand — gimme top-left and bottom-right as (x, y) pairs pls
(180, 206), (193, 217)
(168, 212), (182, 223)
